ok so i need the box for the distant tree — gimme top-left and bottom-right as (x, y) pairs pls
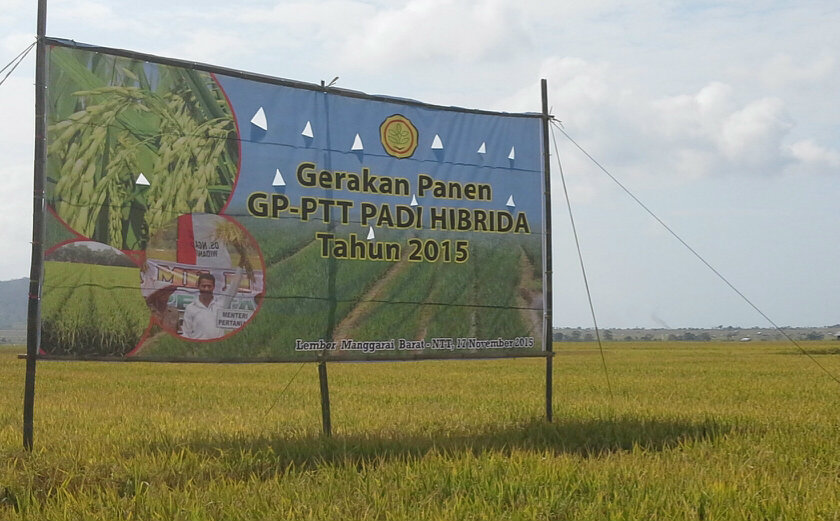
(805, 332), (824, 341)
(583, 333), (594, 342)
(602, 330), (614, 341)
(47, 244), (135, 267)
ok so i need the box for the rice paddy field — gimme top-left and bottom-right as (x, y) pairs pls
(1, 340), (839, 520)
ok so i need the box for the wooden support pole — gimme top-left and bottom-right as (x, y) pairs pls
(541, 78), (554, 423)
(24, 0), (48, 451)
(318, 361), (332, 436)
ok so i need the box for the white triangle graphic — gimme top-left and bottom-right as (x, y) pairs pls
(367, 226), (375, 240)
(477, 142), (486, 154)
(508, 146), (516, 160)
(431, 134), (444, 150)
(506, 195), (515, 207)
(410, 194), (418, 207)
(351, 133), (364, 151)
(251, 107), (267, 130)
(301, 121), (314, 138)
(272, 169), (286, 187)
(135, 173), (150, 186)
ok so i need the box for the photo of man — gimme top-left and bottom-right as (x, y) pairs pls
(139, 213), (265, 345)
(182, 273), (224, 339)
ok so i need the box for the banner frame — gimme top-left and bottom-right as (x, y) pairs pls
(25, 29), (556, 446)
(37, 38), (551, 364)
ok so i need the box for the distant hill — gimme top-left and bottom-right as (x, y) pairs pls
(0, 277), (28, 329)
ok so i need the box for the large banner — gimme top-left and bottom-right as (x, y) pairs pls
(39, 39), (546, 361)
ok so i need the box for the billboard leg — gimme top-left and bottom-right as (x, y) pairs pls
(541, 78), (554, 424)
(320, 80), (335, 439)
(23, 341), (37, 450)
(545, 354), (553, 423)
(318, 361), (332, 437)
(25, 0), (48, 451)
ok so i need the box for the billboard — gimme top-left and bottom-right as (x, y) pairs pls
(39, 38), (547, 361)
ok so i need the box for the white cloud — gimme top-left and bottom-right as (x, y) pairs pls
(0, 1), (31, 26)
(233, 0), (374, 33)
(716, 97), (794, 170)
(163, 29), (249, 65)
(760, 52), (836, 89)
(0, 161), (34, 276)
(506, 52), (830, 194)
(340, 0), (531, 69)
(51, 0), (118, 25)
(0, 76), (36, 276)
(787, 139), (840, 169)
(0, 77), (34, 148)
(540, 62), (806, 181)
(651, 82), (736, 140)
(543, 57), (611, 113)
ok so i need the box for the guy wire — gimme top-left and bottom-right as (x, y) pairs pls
(264, 361), (310, 415)
(549, 122), (614, 400)
(553, 121), (840, 387)
(0, 40), (36, 88)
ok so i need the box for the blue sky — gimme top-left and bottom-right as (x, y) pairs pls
(1, 0), (838, 328)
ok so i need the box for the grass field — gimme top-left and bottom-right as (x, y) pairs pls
(1, 341), (839, 519)
(40, 261), (149, 357)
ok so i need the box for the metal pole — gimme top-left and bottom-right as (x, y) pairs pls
(541, 79), (554, 423)
(317, 361), (332, 436)
(24, 0), (48, 451)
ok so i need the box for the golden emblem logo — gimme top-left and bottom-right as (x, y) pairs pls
(380, 114), (418, 159)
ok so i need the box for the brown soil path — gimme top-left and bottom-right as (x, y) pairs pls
(331, 259), (411, 341)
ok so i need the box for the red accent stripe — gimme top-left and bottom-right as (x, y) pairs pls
(176, 214), (196, 264)
(210, 72), (241, 217)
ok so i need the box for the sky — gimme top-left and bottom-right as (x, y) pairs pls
(1, 0), (838, 329)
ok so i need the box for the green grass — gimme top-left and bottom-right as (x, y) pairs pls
(41, 261), (149, 356)
(2, 341), (840, 519)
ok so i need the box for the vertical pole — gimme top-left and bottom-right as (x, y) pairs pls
(318, 361), (332, 436)
(24, 0), (48, 451)
(322, 79), (338, 346)
(319, 79), (334, 438)
(541, 79), (554, 423)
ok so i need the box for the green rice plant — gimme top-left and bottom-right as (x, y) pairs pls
(468, 239), (530, 338)
(46, 46), (238, 250)
(339, 237), (541, 350)
(344, 260), (460, 341)
(237, 216), (324, 267)
(40, 261), (148, 356)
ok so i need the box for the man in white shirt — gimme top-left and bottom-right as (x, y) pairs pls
(182, 273), (224, 339)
